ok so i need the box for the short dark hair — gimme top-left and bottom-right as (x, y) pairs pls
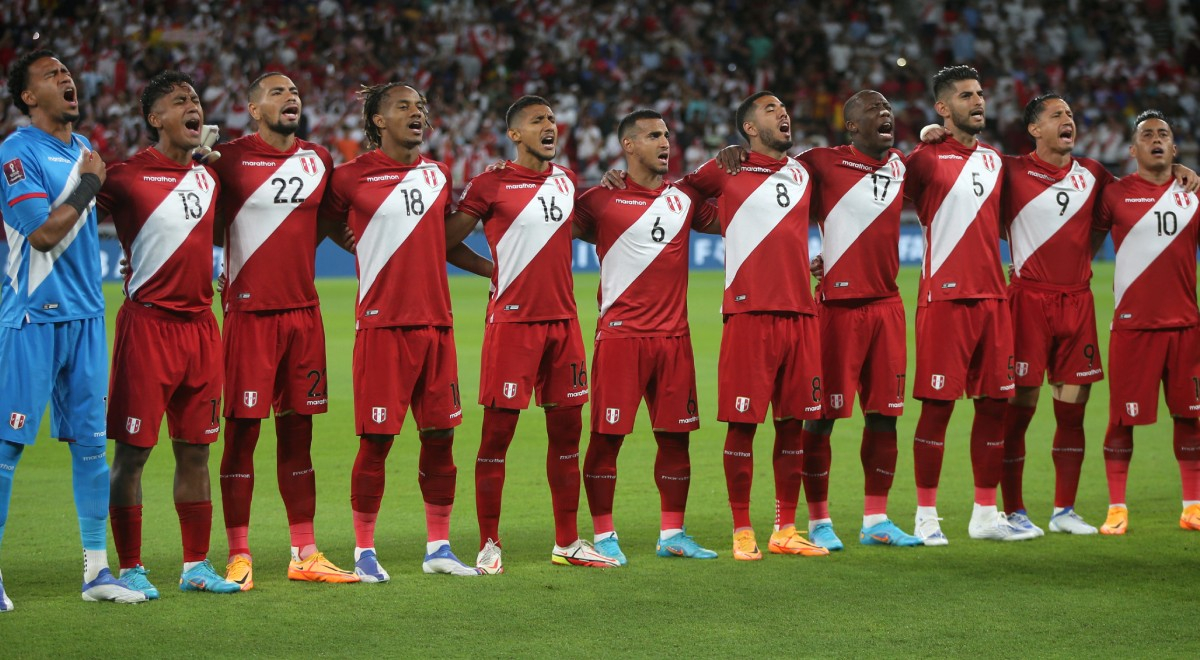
(8, 49), (60, 116)
(617, 109), (663, 141)
(140, 70), (196, 142)
(931, 65), (980, 100)
(736, 91), (776, 142)
(1133, 109), (1170, 136)
(358, 82), (427, 149)
(843, 89), (880, 125)
(505, 95), (551, 128)
(1022, 93), (1064, 129)
(248, 71), (288, 102)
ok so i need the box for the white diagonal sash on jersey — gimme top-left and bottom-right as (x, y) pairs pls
(1113, 187), (1197, 309)
(226, 150), (326, 285)
(927, 148), (1001, 277)
(493, 170), (574, 301)
(356, 164), (445, 303)
(822, 154), (904, 275)
(128, 167), (217, 299)
(599, 188), (691, 318)
(725, 163), (810, 289)
(1010, 162), (1095, 277)
(28, 139), (92, 295)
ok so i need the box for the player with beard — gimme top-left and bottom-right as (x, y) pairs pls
(210, 72), (357, 588)
(449, 96), (619, 573)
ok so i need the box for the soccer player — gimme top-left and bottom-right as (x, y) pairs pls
(575, 109), (720, 564)
(0, 49), (146, 611)
(210, 72), (356, 588)
(681, 92), (829, 560)
(321, 82), (490, 580)
(904, 66), (1029, 544)
(1093, 110), (1200, 535)
(449, 95), (618, 572)
(101, 71), (242, 597)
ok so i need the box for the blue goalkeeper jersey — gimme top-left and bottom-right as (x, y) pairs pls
(0, 126), (104, 327)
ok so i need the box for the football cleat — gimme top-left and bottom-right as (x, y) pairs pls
(224, 555), (253, 591)
(732, 529), (762, 561)
(1180, 504), (1200, 531)
(354, 549), (390, 583)
(551, 539), (620, 568)
(288, 552), (359, 583)
(768, 526), (830, 556)
(1006, 511), (1045, 537)
(656, 530), (717, 559)
(82, 567), (148, 603)
(476, 539), (504, 575)
(914, 513), (949, 546)
(968, 509), (1037, 541)
(1048, 508), (1098, 535)
(810, 522), (844, 551)
(859, 519), (923, 547)
(422, 544), (482, 576)
(594, 535), (628, 566)
(0, 569), (12, 612)
(1100, 506), (1128, 535)
(179, 560), (242, 594)
(118, 565), (160, 600)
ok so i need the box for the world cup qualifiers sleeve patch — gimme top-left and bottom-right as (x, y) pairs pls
(4, 158), (26, 186)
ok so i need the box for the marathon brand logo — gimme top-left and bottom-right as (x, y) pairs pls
(8, 412), (26, 430)
(938, 154), (964, 160)
(4, 158), (26, 184)
(125, 417), (142, 434)
(740, 167), (773, 173)
(241, 160), (278, 167)
(503, 382), (518, 399)
(567, 390), (588, 398)
(735, 396), (751, 412)
(372, 406), (387, 423)
(307, 399), (328, 406)
(887, 402), (904, 408)
(449, 410), (463, 419)
(365, 174), (400, 182)
(615, 198), (648, 206)
(1125, 197), (1156, 203)
(1076, 368), (1102, 378)
(205, 426), (219, 434)
(841, 160), (875, 173)
(505, 183), (537, 190)
(804, 404), (822, 412)
(47, 156), (71, 164)
(677, 416), (699, 424)
(1026, 170), (1056, 183)
(143, 175), (178, 183)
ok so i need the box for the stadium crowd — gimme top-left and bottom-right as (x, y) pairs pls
(1, 0), (1197, 185)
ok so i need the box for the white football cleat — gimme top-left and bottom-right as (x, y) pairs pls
(969, 508), (1037, 541)
(476, 538), (504, 575)
(551, 539), (620, 567)
(1048, 507), (1098, 535)
(1006, 511), (1045, 537)
(914, 512), (949, 546)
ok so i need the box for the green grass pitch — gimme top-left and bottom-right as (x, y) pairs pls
(1, 263), (1196, 657)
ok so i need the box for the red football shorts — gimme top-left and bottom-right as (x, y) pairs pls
(1008, 279), (1103, 387)
(590, 335), (700, 435)
(819, 298), (906, 419)
(913, 298), (1015, 401)
(478, 318), (588, 410)
(108, 302), (223, 447)
(1108, 326), (1200, 426)
(353, 325), (462, 436)
(717, 312), (823, 423)
(223, 306), (329, 418)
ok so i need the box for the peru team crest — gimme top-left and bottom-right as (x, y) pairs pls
(553, 177), (570, 194)
(195, 171), (210, 191)
(1125, 402), (1139, 417)
(786, 165), (804, 184)
(424, 169), (438, 187)
(735, 396), (751, 413)
(664, 195), (683, 213)
(125, 417), (142, 434)
(372, 407), (387, 423)
(8, 412), (25, 430)
(243, 391), (258, 407)
(888, 159), (903, 179)
(1015, 362), (1029, 377)
(502, 382), (518, 399)
(300, 155), (320, 176)
(981, 153), (997, 172)
(605, 408), (620, 424)
(829, 394), (844, 410)
(931, 374), (946, 390)
(1069, 174), (1087, 191)
(1175, 192), (1193, 209)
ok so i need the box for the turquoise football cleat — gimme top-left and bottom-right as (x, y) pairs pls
(655, 530), (718, 559)
(179, 559), (242, 594)
(860, 519), (924, 547)
(810, 522), (844, 551)
(118, 565), (160, 600)
(594, 535), (627, 566)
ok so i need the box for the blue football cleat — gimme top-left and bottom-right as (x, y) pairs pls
(179, 559), (241, 594)
(860, 519), (924, 547)
(810, 522), (845, 551)
(355, 549), (391, 583)
(594, 535), (628, 566)
(656, 530), (718, 559)
(422, 544), (481, 576)
(118, 565), (160, 600)
(0, 569), (13, 612)
(82, 567), (147, 603)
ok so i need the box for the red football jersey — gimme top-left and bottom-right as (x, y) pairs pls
(321, 151), (454, 328)
(98, 148), (218, 314)
(905, 137), (1006, 303)
(456, 161), (578, 323)
(574, 179), (715, 339)
(800, 145), (905, 301)
(210, 134), (331, 312)
(1003, 152), (1115, 286)
(682, 151), (816, 315)
(1095, 175), (1199, 330)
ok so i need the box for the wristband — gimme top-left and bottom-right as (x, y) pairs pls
(64, 173), (102, 215)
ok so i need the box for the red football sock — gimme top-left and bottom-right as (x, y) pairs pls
(176, 500), (212, 563)
(583, 432), (623, 535)
(773, 419), (804, 528)
(545, 406), (583, 547)
(914, 400), (954, 507)
(1103, 422), (1134, 505)
(971, 398), (1007, 506)
(109, 504), (143, 569)
(861, 428), (898, 516)
(476, 408), (518, 548)
(351, 436), (393, 548)
(801, 427), (831, 521)
(1001, 403), (1034, 513)
(276, 414), (316, 548)
(654, 431), (691, 530)
(1051, 399), (1087, 508)
(220, 418), (260, 555)
(724, 422), (757, 530)
(1174, 418), (1200, 501)
(418, 432), (457, 542)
